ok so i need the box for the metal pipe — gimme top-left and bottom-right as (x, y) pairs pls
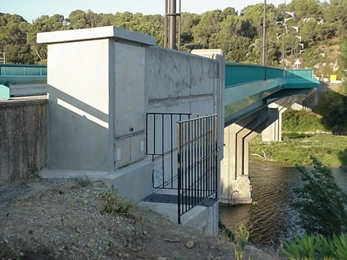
(261, 0), (267, 66)
(169, 0), (177, 49)
(164, 0), (168, 48)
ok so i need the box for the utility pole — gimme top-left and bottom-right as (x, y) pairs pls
(164, 0), (181, 50)
(261, 0), (267, 66)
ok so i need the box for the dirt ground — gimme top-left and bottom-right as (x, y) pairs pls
(0, 178), (285, 260)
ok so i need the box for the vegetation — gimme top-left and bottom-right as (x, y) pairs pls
(281, 158), (347, 259)
(250, 133), (347, 166)
(1, 0), (347, 78)
(314, 90), (347, 133)
(282, 233), (347, 259)
(99, 189), (133, 214)
(293, 157), (347, 236)
(282, 109), (326, 133)
(234, 224), (250, 260)
(251, 85), (347, 166)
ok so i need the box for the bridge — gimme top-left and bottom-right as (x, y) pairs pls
(0, 26), (319, 234)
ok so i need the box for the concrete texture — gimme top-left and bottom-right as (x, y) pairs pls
(37, 26), (225, 235)
(37, 26), (156, 46)
(139, 200), (219, 235)
(38, 27), (155, 172)
(10, 84), (48, 97)
(0, 96), (47, 187)
(220, 107), (276, 205)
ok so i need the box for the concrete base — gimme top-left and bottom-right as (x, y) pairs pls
(39, 158), (153, 202)
(10, 84), (48, 97)
(220, 175), (252, 205)
(107, 158), (153, 201)
(139, 200), (219, 235)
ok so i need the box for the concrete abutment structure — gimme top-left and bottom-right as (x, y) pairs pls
(37, 26), (225, 235)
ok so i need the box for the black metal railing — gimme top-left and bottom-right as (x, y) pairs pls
(177, 114), (218, 224)
(146, 113), (192, 190)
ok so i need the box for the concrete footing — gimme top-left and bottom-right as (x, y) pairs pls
(140, 199), (219, 235)
(40, 158), (153, 202)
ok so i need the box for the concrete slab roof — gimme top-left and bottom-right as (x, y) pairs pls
(37, 26), (156, 46)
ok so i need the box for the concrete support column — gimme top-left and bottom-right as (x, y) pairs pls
(221, 107), (274, 205)
(262, 97), (295, 142)
(261, 106), (284, 142)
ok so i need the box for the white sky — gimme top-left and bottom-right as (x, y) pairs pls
(2, 0), (291, 23)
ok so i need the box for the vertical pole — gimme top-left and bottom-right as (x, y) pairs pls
(169, 0), (177, 49)
(178, 0), (181, 51)
(282, 0), (286, 74)
(164, 0), (168, 48)
(261, 0), (267, 66)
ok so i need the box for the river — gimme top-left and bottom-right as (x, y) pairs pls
(219, 160), (347, 247)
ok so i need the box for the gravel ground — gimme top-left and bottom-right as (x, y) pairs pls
(0, 178), (284, 260)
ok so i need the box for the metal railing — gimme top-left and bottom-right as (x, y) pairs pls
(146, 113), (192, 190)
(0, 64), (47, 76)
(177, 114), (218, 223)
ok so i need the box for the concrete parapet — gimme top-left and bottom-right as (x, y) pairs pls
(0, 96), (47, 187)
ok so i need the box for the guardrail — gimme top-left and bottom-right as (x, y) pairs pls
(225, 62), (316, 87)
(0, 64), (47, 76)
(0, 64), (47, 86)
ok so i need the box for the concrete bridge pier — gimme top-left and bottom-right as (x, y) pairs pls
(261, 103), (287, 142)
(262, 96), (303, 142)
(220, 107), (277, 205)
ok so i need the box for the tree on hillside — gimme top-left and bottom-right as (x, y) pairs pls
(287, 0), (323, 21)
(0, 13), (36, 63)
(338, 36), (347, 94)
(325, 0), (347, 37)
(192, 10), (223, 47)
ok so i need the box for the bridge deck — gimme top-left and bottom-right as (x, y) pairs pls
(1, 63), (319, 124)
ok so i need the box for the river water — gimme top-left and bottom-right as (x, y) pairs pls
(219, 160), (347, 247)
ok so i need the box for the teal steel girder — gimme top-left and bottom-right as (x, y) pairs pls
(224, 74), (319, 126)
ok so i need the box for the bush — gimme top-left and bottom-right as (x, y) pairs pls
(282, 109), (326, 133)
(282, 233), (347, 259)
(314, 90), (347, 132)
(293, 157), (347, 237)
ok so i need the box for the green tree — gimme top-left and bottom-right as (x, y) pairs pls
(325, 0), (347, 37)
(293, 157), (347, 237)
(338, 36), (347, 94)
(192, 10), (223, 46)
(314, 90), (347, 131)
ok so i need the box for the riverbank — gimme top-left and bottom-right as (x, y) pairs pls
(250, 133), (347, 167)
(0, 178), (285, 260)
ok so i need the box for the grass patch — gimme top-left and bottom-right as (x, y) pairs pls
(250, 134), (347, 166)
(99, 189), (133, 214)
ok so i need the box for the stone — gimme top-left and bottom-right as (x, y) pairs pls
(185, 240), (195, 249)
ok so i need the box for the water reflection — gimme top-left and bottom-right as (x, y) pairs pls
(219, 160), (347, 246)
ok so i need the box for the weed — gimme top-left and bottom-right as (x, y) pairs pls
(92, 243), (102, 260)
(218, 219), (234, 241)
(73, 233), (79, 246)
(100, 189), (133, 214)
(74, 175), (92, 188)
(234, 224), (250, 260)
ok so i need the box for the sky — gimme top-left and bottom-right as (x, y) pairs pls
(2, 0), (291, 23)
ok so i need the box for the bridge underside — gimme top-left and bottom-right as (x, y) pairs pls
(221, 75), (319, 205)
(221, 106), (278, 204)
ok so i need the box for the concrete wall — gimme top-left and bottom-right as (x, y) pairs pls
(0, 96), (47, 187)
(46, 39), (111, 171)
(37, 27), (156, 173)
(146, 47), (225, 183)
(37, 27), (225, 234)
